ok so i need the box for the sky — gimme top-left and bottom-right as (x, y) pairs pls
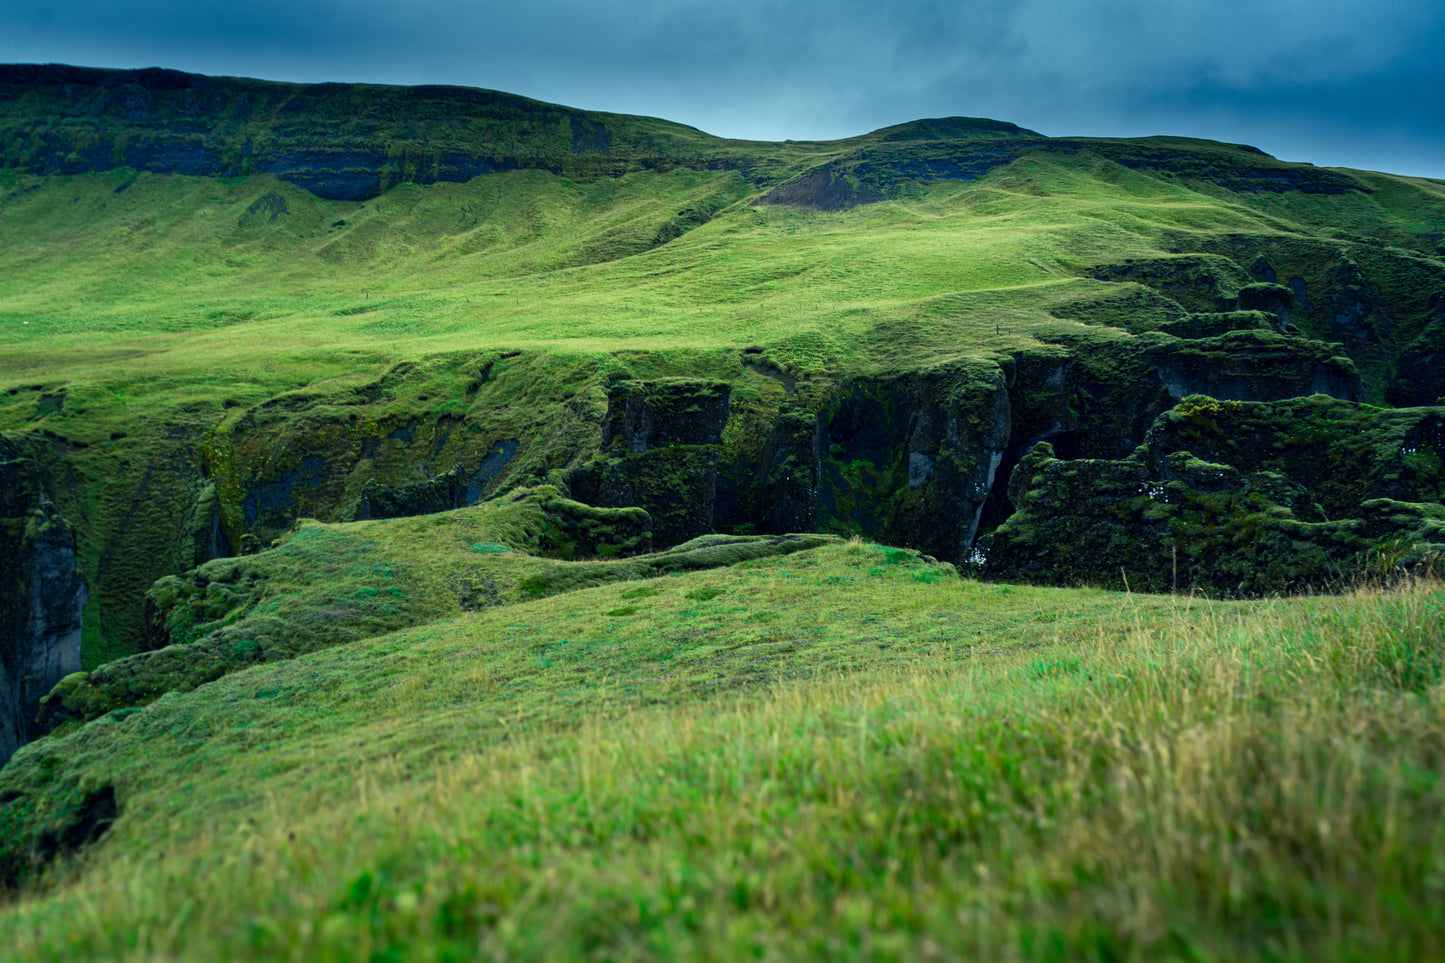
(4, 0), (1444, 179)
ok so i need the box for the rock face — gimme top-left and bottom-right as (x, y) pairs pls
(981, 396), (1445, 595)
(1143, 330), (1362, 403)
(569, 380), (732, 546)
(1, 438), (87, 765)
(1390, 296), (1445, 407)
(814, 363), (1013, 563)
(568, 329), (1363, 566)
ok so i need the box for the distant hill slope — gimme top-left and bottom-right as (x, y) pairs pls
(2, 64), (1444, 680)
(0, 64), (1373, 202)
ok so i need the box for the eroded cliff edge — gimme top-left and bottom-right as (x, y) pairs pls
(1, 437), (86, 765)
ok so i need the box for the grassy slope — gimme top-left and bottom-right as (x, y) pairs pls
(6, 151), (1445, 666)
(1, 544), (1441, 960)
(2, 81), (1445, 957)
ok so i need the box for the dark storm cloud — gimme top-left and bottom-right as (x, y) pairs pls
(2, 0), (1442, 177)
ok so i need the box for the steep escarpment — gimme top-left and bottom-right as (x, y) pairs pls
(1, 437), (86, 765)
(0, 65), (747, 200)
(36, 318), (1365, 674)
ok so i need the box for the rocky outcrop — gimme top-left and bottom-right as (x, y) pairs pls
(1326, 255), (1387, 345)
(341, 442), (521, 523)
(208, 356), (527, 547)
(1236, 282), (1293, 327)
(1091, 256), (1251, 314)
(572, 331), (1366, 568)
(1389, 299), (1445, 407)
(815, 362), (1013, 563)
(981, 396), (1445, 595)
(755, 168), (886, 210)
(568, 380), (732, 546)
(1, 438), (87, 766)
(1143, 330), (1362, 403)
(1157, 310), (1276, 339)
(1136, 395), (1444, 517)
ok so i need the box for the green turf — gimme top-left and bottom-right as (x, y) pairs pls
(3, 77), (1445, 958)
(2, 542), (1441, 960)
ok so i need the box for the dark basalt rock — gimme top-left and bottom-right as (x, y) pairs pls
(755, 167), (886, 211)
(341, 441), (520, 523)
(1, 437), (87, 767)
(570, 380), (732, 547)
(816, 362), (1013, 564)
(981, 396), (1445, 595)
(1143, 330), (1362, 403)
(215, 358), (522, 547)
(1326, 255), (1388, 344)
(603, 379), (731, 454)
(758, 405), (823, 534)
(1388, 300), (1445, 407)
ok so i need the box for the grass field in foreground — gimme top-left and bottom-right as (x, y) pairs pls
(2, 540), (1441, 961)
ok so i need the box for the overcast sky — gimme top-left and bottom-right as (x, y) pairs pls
(4, 0), (1444, 178)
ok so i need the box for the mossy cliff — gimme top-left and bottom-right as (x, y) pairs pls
(30, 326), (1370, 686)
(982, 396), (1445, 595)
(567, 380), (732, 547)
(1, 437), (86, 766)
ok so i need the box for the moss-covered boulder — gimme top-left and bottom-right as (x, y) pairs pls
(1236, 282), (1294, 325)
(1139, 395), (1445, 517)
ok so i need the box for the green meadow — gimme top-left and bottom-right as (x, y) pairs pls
(3, 71), (1445, 959)
(2, 543), (1442, 960)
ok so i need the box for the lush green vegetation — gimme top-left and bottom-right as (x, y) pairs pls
(2, 541), (1441, 960)
(4, 148), (1444, 663)
(3, 70), (1445, 959)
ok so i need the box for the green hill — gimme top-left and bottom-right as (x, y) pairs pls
(1, 66), (1444, 959)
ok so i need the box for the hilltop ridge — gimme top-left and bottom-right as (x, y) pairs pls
(0, 63), (1362, 201)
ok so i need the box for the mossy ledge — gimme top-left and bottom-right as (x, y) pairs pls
(37, 483), (843, 728)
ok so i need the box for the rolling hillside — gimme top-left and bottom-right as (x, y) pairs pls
(1, 65), (1443, 960)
